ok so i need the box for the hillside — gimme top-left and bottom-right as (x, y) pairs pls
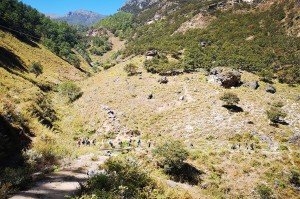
(50, 10), (107, 27)
(1, 0), (300, 198)
(58, 55), (300, 198)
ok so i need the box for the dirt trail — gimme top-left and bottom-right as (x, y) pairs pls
(10, 154), (108, 199)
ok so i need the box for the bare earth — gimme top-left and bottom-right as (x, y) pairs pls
(10, 154), (108, 199)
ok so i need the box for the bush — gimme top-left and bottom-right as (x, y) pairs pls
(29, 62), (43, 77)
(153, 139), (188, 173)
(290, 168), (300, 187)
(124, 63), (138, 76)
(220, 92), (240, 106)
(266, 107), (287, 123)
(84, 157), (154, 198)
(256, 184), (273, 199)
(58, 82), (82, 102)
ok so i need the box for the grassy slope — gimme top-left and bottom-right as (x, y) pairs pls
(0, 29), (93, 160)
(59, 54), (300, 198)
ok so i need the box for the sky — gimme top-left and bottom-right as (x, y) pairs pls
(19, 0), (128, 16)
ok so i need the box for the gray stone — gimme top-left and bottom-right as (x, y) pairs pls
(243, 80), (259, 90)
(294, 96), (300, 101)
(166, 180), (177, 188)
(266, 85), (276, 94)
(216, 69), (241, 88)
(179, 96), (185, 101)
(158, 76), (168, 84)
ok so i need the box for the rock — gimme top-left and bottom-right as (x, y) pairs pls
(145, 50), (158, 56)
(266, 85), (276, 94)
(294, 96), (300, 101)
(216, 69), (241, 88)
(166, 180), (177, 188)
(210, 67), (223, 75)
(243, 80), (259, 89)
(158, 76), (168, 84)
(32, 172), (45, 181)
(102, 106), (111, 111)
(201, 183), (209, 189)
(179, 96), (185, 101)
(289, 135), (300, 146)
(147, 94), (153, 99)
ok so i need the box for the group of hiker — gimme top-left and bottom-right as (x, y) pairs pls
(231, 142), (254, 150)
(77, 138), (96, 147)
(108, 138), (154, 149)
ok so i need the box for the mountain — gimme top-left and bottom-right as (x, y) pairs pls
(50, 10), (107, 27)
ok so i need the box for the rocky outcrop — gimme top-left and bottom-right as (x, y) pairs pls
(215, 69), (241, 88)
(266, 85), (276, 93)
(175, 13), (215, 34)
(243, 80), (259, 90)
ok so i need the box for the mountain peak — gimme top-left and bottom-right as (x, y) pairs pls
(48, 10), (106, 27)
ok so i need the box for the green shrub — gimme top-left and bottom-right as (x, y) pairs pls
(290, 168), (300, 186)
(266, 107), (287, 123)
(29, 62), (43, 77)
(220, 92), (240, 106)
(58, 82), (82, 102)
(124, 63), (138, 76)
(84, 157), (154, 198)
(256, 184), (273, 199)
(153, 139), (188, 173)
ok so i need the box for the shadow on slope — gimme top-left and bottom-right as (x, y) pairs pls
(0, 115), (32, 167)
(0, 47), (27, 72)
(167, 163), (204, 185)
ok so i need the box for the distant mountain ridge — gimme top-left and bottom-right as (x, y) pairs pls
(47, 10), (107, 27)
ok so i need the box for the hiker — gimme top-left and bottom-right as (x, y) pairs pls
(82, 138), (86, 145)
(238, 143), (241, 149)
(137, 139), (141, 147)
(92, 139), (96, 145)
(231, 144), (236, 150)
(77, 139), (81, 147)
(190, 143), (194, 149)
(109, 140), (113, 148)
(119, 141), (123, 148)
(250, 143), (254, 150)
(153, 140), (157, 147)
(246, 142), (249, 150)
(147, 139), (151, 148)
(86, 140), (91, 146)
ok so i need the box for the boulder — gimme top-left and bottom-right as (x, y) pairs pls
(216, 69), (241, 88)
(145, 50), (158, 56)
(266, 85), (276, 93)
(243, 80), (259, 90)
(158, 76), (168, 84)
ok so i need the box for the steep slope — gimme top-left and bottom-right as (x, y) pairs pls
(0, 29), (90, 167)
(51, 10), (106, 27)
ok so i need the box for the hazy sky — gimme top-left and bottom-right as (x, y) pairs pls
(19, 0), (128, 15)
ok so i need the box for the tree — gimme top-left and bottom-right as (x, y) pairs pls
(220, 92), (240, 107)
(124, 63), (138, 76)
(266, 107), (287, 124)
(58, 82), (82, 102)
(153, 139), (188, 173)
(29, 62), (43, 77)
